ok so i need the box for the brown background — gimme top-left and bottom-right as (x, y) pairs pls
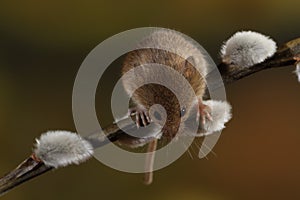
(0, 0), (300, 199)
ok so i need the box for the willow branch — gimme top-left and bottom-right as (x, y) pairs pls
(1, 37), (300, 197)
(219, 38), (300, 83)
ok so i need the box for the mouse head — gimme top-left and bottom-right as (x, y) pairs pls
(141, 81), (196, 139)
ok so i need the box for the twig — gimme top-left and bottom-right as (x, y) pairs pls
(219, 37), (300, 83)
(0, 157), (52, 196)
(0, 123), (127, 197)
(0, 37), (299, 197)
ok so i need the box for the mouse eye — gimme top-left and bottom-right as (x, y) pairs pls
(154, 111), (162, 120)
(180, 107), (186, 117)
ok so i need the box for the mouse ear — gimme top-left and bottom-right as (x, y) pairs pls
(180, 56), (198, 78)
(185, 56), (196, 67)
(180, 56), (196, 77)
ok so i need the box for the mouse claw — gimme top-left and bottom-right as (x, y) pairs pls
(129, 107), (151, 128)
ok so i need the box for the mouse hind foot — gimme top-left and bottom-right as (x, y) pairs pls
(197, 100), (213, 125)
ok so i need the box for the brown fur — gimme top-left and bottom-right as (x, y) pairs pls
(120, 29), (207, 140)
(122, 48), (206, 139)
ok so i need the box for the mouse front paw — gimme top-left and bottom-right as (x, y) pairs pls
(129, 106), (151, 128)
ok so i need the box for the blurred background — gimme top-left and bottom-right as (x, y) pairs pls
(0, 0), (300, 199)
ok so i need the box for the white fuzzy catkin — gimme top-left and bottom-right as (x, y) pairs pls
(199, 100), (232, 136)
(221, 31), (277, 67)
(295, 63), (300, 82)
(34, 131), (93, 168)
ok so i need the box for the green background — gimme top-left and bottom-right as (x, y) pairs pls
(0, 0), (300, 199)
